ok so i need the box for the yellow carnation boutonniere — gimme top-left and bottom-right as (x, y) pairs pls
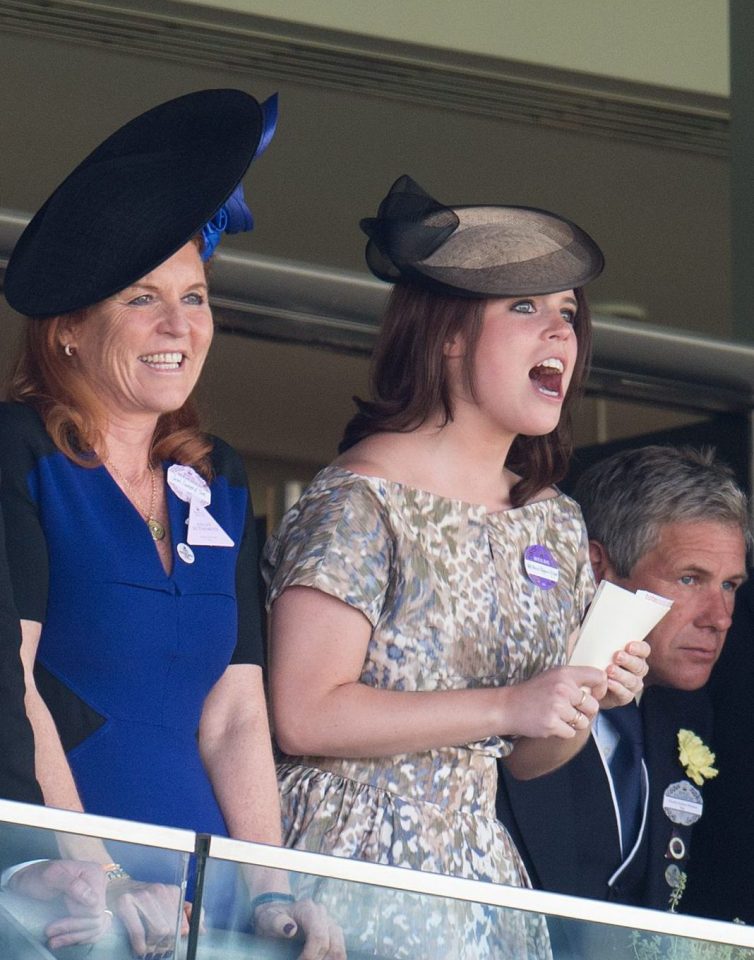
(677, 729), (718, 786)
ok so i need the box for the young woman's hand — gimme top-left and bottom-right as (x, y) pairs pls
(502, 665), (606, 739)
(253, 897), (347, 960)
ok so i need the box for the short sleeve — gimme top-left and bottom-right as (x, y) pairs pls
(210, 438), (264, 668)
(263, 472), (393, 628)
(231, 490), (264, 667)
(570, 514), (596, 636)
(0, 404), (52, 623)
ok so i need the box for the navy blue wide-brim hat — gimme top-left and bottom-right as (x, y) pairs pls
(5, 88), (275, 318)
(360, 175), (604, 298)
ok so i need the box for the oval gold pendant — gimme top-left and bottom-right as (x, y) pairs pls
(147, 518), (166, 541)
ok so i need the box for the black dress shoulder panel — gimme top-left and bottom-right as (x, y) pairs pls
(208, 435), (264, 668)
(0, 404), (44, 801)
(0, 402), (54, 623)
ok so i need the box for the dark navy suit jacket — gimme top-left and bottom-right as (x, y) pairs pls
(683, 577), (754, 923)
(497, 685), (712, 912)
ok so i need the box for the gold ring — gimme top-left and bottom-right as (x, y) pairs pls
(577, 689), (587, 708)
(568, 709), (582, 728)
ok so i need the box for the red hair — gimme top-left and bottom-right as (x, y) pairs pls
(7, 312), (213, 478)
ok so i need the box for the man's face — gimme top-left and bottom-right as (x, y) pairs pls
(596, 520), (747, 690)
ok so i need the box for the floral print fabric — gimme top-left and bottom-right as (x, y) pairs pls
(264, 466), (594, 958)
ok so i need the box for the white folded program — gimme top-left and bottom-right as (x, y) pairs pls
(569, 579), (672, 671)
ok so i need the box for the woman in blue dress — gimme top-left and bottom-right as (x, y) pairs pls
(1, 89), (343, 958)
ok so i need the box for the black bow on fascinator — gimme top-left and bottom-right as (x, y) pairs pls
(5, 88), (278, 318)
(360, 175), (604, 298)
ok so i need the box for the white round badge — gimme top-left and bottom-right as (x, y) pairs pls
(662, 781), (703, 826)
(177, 542), (195, 565)
(167, 464), (211, 506)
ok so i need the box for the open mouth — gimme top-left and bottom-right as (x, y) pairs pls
(529, 357), (565, 398)
(138, 352), (185, 371)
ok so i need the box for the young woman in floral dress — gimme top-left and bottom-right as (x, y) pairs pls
(264, 175), (649, 959)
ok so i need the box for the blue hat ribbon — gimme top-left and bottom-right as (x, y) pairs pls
(200, 93), (278, 260)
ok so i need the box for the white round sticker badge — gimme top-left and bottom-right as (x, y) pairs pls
(663, 781), (703, 825)
(177, 542), (195, 565)
(167, 464), (211, 506)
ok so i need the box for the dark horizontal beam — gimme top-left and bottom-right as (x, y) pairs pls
(2, 209), (753, 414)
(0, 0), (730, 156)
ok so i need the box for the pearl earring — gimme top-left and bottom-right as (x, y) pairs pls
(63, 344), (75, 357)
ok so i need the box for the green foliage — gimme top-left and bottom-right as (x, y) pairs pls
(631, 929), (754, 960)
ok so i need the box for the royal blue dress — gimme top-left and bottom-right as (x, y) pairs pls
(0, 402), (263, 906)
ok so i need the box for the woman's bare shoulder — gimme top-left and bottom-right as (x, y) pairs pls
(332, 433), (409, 481)
(526, 484), (560, 504)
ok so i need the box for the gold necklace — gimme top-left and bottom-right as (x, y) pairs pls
(106, 459), (166, 542)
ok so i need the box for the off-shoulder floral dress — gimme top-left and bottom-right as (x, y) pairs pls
(263, 466), (594, 960)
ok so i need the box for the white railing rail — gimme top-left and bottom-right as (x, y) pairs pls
(0, 797), (751, 950)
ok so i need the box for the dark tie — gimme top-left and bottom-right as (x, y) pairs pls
(607, 702), (644, 856)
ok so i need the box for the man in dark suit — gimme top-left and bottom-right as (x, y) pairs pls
(682, 577), (754, 923)
(497, 446), (748, 917)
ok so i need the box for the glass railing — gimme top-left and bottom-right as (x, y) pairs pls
(1, 798), (753, 960)
(195, 835), (754, 960)
(0, 798), (193, 959)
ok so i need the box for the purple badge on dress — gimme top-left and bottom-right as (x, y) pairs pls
(523, 544), (559, 589)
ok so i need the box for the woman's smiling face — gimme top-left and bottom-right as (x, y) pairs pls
(61, 242), (214, 424)
(448, 290), (579, 442)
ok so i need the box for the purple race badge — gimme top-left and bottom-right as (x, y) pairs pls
(523, 544), (559, 590)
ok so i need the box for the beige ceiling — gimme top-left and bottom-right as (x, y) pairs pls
(182, 0), (730, 96)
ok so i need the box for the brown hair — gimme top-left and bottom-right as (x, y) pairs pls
(7, 312), (213, 478)
(340, 283), (593, 507)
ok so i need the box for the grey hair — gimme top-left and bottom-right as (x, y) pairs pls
(573, 445), (751, 578)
